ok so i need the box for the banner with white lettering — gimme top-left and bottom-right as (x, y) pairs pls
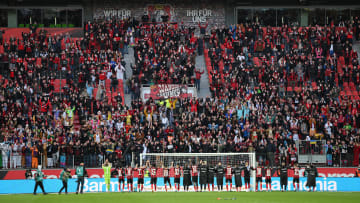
(1, 178), (360, 193)
(177, 8), (225, 26)
(1, 167), (357, 180)
(149, 84), (188, 99)
(93, 5), (225, 26)
(94, 8), (133, 19)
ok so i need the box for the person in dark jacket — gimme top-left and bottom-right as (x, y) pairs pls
(266, 140), (276, 167)
(277, 162), (289, 192)
(207, 163), (215, 191)
(234, 164), (243, 192)
(242, 161), (254, 191)
(183, 163), (192, 191)
(215, 162), (224, 191)
(305, 163), (318, 192)
(199, 160), (208, 192)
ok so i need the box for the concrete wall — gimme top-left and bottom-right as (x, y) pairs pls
(83, 0), (94, 22)
(224, 4), (235, 25)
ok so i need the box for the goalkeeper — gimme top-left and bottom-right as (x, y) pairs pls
(102, 159), (112, 192)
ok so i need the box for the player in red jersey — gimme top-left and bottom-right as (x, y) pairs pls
(225, 165), (233, 192)
(290, 163), (301, 191)
(126, 165), (134, 192)
(265, 165), (272, 192)
(135, 164), (145, 192)
(255, 163), (263, 192)
(162, 161), (172, 192)
(117, 167), (125, 192)
(174, 163), (181, 192)
(191, 162), (199, 192)
(147, 161), (158, 192)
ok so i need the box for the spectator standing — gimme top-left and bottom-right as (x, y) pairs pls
(266, 140), (276, 167)
(24, 143), (32, 168)
(115, 63), (125, 81)
(194, 68), (204, 91)
(52, 142), (59, 168)
(46, 144), (53, 168)
(1, 143), (10, 169)
(11, 142), (21, 168)
(110, 72), (118, 93)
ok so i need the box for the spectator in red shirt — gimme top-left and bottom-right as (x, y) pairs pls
(99, 70), (106, 86)
(194, 68), (204, 91)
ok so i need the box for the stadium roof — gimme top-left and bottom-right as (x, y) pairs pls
(1, 0), (360, 7)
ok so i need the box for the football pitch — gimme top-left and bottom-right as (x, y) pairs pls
(0, 192), (359, 203)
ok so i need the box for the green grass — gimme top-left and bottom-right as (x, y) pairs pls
(0, 192), (359, 203)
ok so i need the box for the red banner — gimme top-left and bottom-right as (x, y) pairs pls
(148, 84), (189, 100)
(1, 167), (358, 180)
(316, 168), (357, 177)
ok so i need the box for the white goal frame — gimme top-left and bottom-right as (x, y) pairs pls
(140, 152), (256, 191)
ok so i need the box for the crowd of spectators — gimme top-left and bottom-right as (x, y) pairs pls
(1, 17), (360, 170)
(0, 19), (133, 169)
(203, 18), (360, 167)
(131, 23), (198, 86)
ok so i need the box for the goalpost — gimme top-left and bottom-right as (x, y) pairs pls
(140, 153), (256, 191)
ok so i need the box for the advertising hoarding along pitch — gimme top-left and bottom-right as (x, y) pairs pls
(0, 177), (359, 193)
(1, 167), (358, 180)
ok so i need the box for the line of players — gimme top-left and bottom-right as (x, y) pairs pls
(110, 160), (317, 192)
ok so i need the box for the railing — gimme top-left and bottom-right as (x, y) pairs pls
(1, 150), (357, 170)
(0, 153), (134, 170)
(298, 140), (326, 155)
(255, 152), (297, 167)
(297, 140), (327, 165)
(41, 154), (106, 169)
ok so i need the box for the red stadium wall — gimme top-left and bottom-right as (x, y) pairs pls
(0, 28), (82, 41)
(0, 167), (357, 180)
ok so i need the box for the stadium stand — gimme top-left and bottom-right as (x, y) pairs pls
(0, 17), (360, 170)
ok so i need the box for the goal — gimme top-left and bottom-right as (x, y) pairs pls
(140, 153), (256, 191)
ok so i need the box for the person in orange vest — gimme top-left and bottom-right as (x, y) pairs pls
(31, 145), (39, 169)
(355, 165), (360, 177)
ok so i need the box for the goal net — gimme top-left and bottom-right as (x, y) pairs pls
(140, 153), (256, 191)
